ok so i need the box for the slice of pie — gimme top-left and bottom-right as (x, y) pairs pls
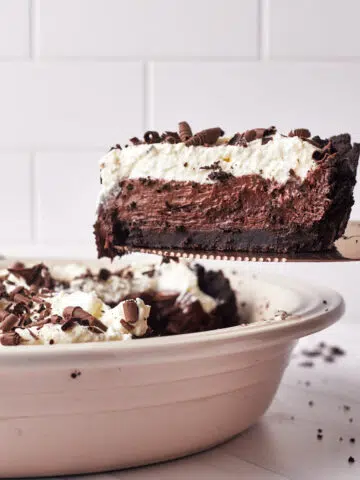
(95, 123), (359, 256)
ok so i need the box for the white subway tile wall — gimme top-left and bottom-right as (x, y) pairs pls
(0, 0), (359, 255)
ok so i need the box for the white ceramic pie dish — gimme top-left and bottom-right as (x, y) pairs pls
(0, 263), (344, 478)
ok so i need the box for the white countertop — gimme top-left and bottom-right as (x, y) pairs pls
(28, 321), (359, 480)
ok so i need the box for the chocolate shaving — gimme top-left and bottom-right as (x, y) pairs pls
(289, 128), (311, 139)
(120, 319), (134, 332)
(109, 143), (122, 151)
(1, 332), (21, 346)
(8, 263), (54, 290)
(312, 150), (325, 161)
(178, 121), (193, 142)
(62, 306), (107, 333)
(0, 313), (19, 332)
(144, 131), (161, 144)
(123, 300), (139, 324)
(228, 133), (247, 147)
(161, 131), (181, 144)
(185, 127), (224, 147)
(244, 129), (256, 142)
(129, 137), (142, 145)
(13, 293), (32, 307)
(208, 170), (234, 182)
(98, 268), (111, 282)
(50, 314), (62, 324)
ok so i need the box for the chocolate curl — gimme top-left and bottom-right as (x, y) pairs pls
(312, 140), (335, 161)
(62, 306), (107, 333)
(244, 130), (256, 142)
(129, 137), (143, 146)
(8, 263), (54, 290)
(143, 131), (161, 144)
(251, 126), (277, 140)
(123, 299), (139, 324)
(288, 128), (311, 139)
(0, 312), (19, 332)
(50, 314), (63, 324)
(0, 332), (21, 346)
(264, 126), (277, 136)
(178, 121), (193, 142)
(120, 319), (134, 333)
(185, 127), (224, 147)
(228, 133), (247, 147)
(13, 293), (32, 307)
(161, 131), (181, 144)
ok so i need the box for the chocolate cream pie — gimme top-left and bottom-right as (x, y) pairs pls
(0, 260), (238, 346)
(94, 123), (359, 255)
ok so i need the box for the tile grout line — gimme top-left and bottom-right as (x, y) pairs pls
(29, 152), (37, 244)
(144, 61), (153, 130)
(259, 0), (270, 61)
(29, 0), (36, 59)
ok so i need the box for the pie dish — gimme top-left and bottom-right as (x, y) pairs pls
(0, 258), (344, 477)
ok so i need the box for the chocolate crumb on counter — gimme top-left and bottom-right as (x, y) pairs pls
(317, 434), (323, 440)
(70, 370), (81, 379)
(348, 456), (355, 464)
(308, 400), (314, 407)
(330, 346), (346, 356)
(299, 361), (314, 368)
(350, 438), (356, 444)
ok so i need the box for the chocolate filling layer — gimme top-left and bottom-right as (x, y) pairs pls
(95, 134), (359, 255)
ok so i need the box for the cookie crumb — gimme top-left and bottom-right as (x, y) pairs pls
(348, 456), (355, 464)
(299, 361), (314, 368)
(350, 438), (356, 444)
(70, 370), (81, 379)
(308, 400), (314, 407)
(317, 434), (323, 440)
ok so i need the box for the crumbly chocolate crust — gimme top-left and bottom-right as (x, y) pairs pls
(95, 132), (359, 255)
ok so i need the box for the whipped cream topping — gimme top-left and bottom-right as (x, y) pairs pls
(15, 297), (150, 346)
(99, 133), (318, 202)
(0, 259), (219, 346)
(58, 260), (217, 314)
